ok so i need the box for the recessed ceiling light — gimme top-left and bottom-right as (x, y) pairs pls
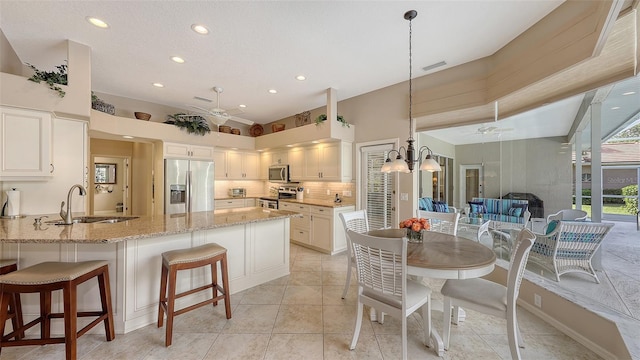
(86, 17), (109, 29)
(268, 89), (277, 94)
(191, 24), (209, 35)
(171, 56), (185, 64)
(152, 83), (164, 88)
(622, 91), (636, 96)
(122, 135), (134, 139)
(239, 104), (247, 108)
(611, 106), (621, 110)
(296, 75), (306, 81)
(311, 141), (319, 144)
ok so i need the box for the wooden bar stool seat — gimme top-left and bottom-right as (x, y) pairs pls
(0, 259), (24, 341)
(158, 243), (231, 347)
(0, 260), (115, 360)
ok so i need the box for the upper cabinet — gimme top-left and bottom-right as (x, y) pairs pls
(163, 142), (215, 160)
(214, 150), (260, 180)
(0, 106), (53, 180)
(260, 150), (289, 180)
(301, 142), (352, 182)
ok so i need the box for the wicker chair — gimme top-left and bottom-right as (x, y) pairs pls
(416, 210), (460, 236)
(530, 221), (614, 283)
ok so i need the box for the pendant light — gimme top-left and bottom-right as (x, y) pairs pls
(380, 10), (441, 173)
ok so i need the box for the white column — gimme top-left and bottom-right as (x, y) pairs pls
(590, 102), (603, 269)
(575, 131), (583, 210)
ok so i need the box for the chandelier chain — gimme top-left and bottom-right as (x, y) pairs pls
(408, 14), (413, 141)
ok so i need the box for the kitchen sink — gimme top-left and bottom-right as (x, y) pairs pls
(46, 216), (139, 225)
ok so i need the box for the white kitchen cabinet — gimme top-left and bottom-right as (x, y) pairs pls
(302, 142), (352, 182)
(288, 148), (304, 182)
(281, 201), (354, 255)
(164, 142), (214, 160)
(215, 198), (257, 209)
(0, 106), (52, 180)
(215, 150), (260, 180)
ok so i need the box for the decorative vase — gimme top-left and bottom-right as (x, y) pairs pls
(406, 229), (423, 243)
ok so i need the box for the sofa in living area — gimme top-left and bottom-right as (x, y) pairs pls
(469, 197), (531, 228)
(418, 197), (457, 213)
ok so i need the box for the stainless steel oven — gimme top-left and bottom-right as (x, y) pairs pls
(259, 197), (279, 209)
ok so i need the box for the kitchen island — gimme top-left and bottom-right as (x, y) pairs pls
(0, 207), (299, 334)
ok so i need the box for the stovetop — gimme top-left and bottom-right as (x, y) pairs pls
(259, 196), (279, 201)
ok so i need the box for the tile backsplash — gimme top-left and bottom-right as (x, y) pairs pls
(214, 180), (355, 203)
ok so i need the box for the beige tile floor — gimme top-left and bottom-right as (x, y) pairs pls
(1, 244), (602, 360)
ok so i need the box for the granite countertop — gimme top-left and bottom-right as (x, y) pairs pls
(279, 198), (355, 208)
(0, 208), (300, 244)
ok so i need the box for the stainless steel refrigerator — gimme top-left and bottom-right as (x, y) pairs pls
(164, 159), (214, 214)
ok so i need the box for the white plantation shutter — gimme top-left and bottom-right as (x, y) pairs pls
(361, 144), (395, 230)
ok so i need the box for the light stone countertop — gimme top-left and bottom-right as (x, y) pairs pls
(279, 198), (355, 208)
(0, 207), (301, 244)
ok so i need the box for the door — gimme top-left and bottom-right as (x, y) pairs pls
(189, 160), (214, 212)
(164, 158), (189, 214)
(460, 164), (484, 209)
(359, 143), (397, 230)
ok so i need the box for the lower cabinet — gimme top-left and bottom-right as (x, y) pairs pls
(280, 202), (354, 255)
(215, 198), (257, 209)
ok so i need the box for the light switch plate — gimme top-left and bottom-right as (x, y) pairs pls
(400, 193), (408, 201)
(342, 190), (352, 197)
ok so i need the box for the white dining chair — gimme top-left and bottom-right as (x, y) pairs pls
(547, 209), (588, 222)
(416, 209), (460, 236)
(347, 229), (433, 360)
(441, 228), (536, 360)
(338, 210), (370, 299)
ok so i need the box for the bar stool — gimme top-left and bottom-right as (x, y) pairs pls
(158, 243), (231, 347)
(0, 260), (115, 360)
(0, 259), (24, 341)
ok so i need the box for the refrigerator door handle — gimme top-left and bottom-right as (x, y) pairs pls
(186, 170), (192, 213)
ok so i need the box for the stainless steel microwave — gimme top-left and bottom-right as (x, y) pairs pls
(268, 164), (290, 183)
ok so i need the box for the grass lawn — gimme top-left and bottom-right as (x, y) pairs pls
(574, 204), (635, 217)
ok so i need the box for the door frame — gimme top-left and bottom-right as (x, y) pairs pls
(355, 138), (400, 227)
(459, 164), (484, 210)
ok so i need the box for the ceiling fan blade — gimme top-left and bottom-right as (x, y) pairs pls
(228, 115), (254, 125)
(188, 104), (213, 114)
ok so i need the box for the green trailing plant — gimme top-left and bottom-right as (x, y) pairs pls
(315, 114), (349, 127)
(165, 114), (211, 136)
(26, 62), (68, 97)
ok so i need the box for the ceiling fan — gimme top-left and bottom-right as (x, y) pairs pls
(186, 87), (254, 126)
(476, 125), (513, 135)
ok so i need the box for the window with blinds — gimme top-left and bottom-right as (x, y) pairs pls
(361, 144), (395, 230)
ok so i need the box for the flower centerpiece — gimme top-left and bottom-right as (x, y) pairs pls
(399, 217), (430, 243)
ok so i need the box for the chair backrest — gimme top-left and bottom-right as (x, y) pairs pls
(339, 210), (370, 234)
(547, 209), (588, 223)
(416, 209), (460, 236)
(560, 209), (588, 221)
(346, 229), (407, 309)
(506, 229), (536, 307)
(477, 219), (491, 242)
(555, 222), (613, 257)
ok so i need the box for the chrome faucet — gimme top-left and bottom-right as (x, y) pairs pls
(59, 184), (87, 225)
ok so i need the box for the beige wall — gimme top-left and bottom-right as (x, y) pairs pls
(0, 28), (22, 75)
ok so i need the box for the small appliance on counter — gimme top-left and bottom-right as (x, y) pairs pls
(228, 188), (247, 198)
(1, 188), (24, 219)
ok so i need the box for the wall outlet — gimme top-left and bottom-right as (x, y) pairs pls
(306, 188), (310, 194)
(342, 190), (352, 197)
(400, 193), (408, 201)
(326, 189), (331, 195)
(534, 294), (542, 308)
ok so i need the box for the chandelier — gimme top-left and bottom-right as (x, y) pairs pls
(380, 10), (441, 173)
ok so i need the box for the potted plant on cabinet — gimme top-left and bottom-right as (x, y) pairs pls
(165, 114), (212, 136)
(315, 114), (349, 128)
